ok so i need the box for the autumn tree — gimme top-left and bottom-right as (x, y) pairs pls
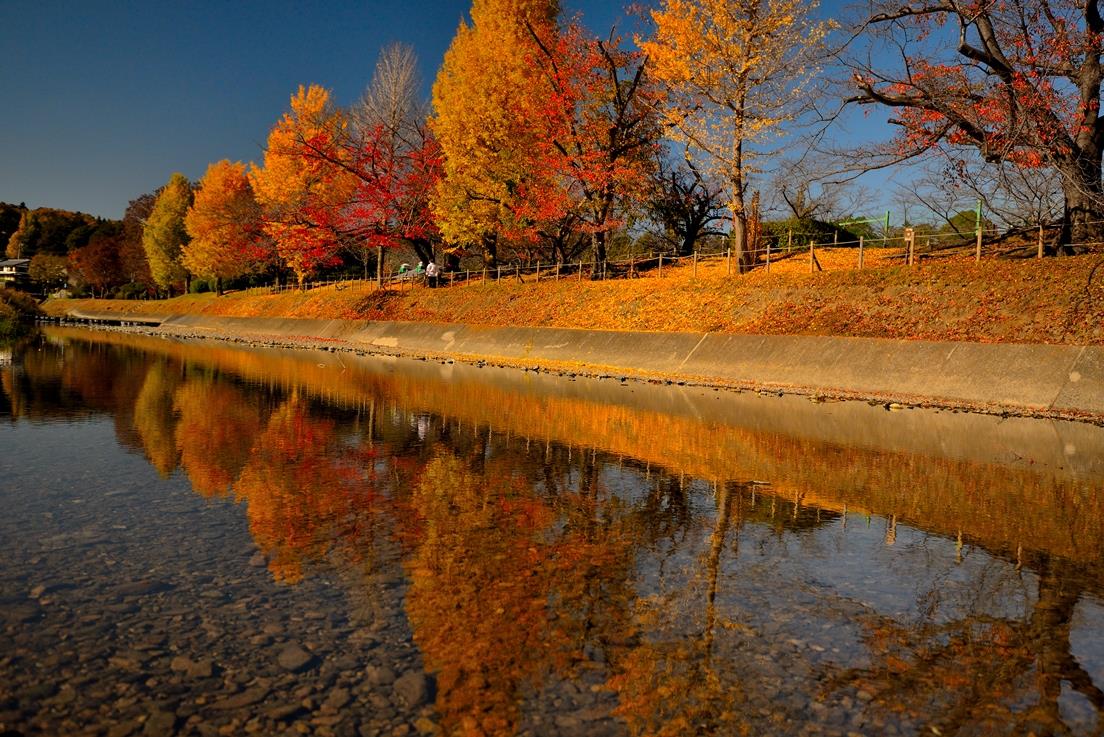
(646, 155), (728, 256)
(183, 160), (270, 294)
(431, 0), (561, 266)
(120, 192), (157, 291)
(28, 254), (68, 291)
(6, 207), (97, 259)
(848, 0), (1104, 248)
(525, 22), (662, 265)
(0, 202), (26, 251)
(68, 223), (126, 297)
(250, 85), (356, 287)
(142, 173), (194, 294)
(339, 45), (443, 273)
(639, 0), (832, 271)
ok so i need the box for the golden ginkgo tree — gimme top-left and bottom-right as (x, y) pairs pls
(639, 0), (832, 271)
(430, 0), (561, 266)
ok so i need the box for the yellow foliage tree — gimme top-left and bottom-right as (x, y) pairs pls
(249, 85), (356, 287)
(183, 160), (270, 294)
(638, 0), (831, 271)
(430, 0), (560, 266)
(142, 173), (194, 292)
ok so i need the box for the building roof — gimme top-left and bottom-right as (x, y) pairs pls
(0, 259), (30, 267)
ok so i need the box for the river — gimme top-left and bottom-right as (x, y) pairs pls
(2, 326), (1103, 737)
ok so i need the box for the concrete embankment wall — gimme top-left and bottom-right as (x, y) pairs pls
(67, 310), (1104, 419)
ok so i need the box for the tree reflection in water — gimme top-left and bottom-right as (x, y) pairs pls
(4, 330), (1104, 737)
(831, 552), (1104, 736)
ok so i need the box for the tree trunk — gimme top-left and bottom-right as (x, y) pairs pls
(481, 232), (498, 268)
(215, 276), (223, 297)
(730, 211), (749, 273)
(590, 231), (607, 268)
(1058, 159), (1104, 251)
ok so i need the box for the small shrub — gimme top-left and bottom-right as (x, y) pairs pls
(0, 288), (43, 337)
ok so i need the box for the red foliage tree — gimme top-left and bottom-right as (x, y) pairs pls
(68, 226), (125, 297)
(523, 22), (661, 265)
(850, 0), (1104, 247)
(337, 123), (444, 270)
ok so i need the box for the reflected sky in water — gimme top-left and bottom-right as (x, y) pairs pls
(2, 327), (1104, 737)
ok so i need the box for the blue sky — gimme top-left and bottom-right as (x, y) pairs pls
(0, 0), (892, 220)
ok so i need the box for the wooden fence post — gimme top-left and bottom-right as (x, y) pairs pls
(726, 248), (732, 275)
(658, 254), (663, 277)
(809, 241), (815, 273)
(482, 268), (487, 285)
(536, 262), (541, 281)
(858, 236), (864, 270)
(787, 228), (793, 252)
(578, 263), (583, 281)
(693, 251), (698, 278)
(765, 240), (771, 273)
(905, 227), (915, 266)
(975, 228), (982, 262)
(1037, 224), (1044, 259)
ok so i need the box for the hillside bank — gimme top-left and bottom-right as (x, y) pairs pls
(45, 253), (1104, 345)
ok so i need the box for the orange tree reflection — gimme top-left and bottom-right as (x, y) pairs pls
(234, 395), (383, 584)
(401, 447), (637, 737)
(174, 375), (266, 498)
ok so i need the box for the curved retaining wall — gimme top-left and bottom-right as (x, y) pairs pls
(67, 310), (1104, 419)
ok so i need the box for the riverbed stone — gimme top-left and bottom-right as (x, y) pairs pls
(277, 644), (317, 673)
(142, 709), (176, 736)
(393, 672), (430, 708)
(365, 664), (396, 686)
(210, 685), (271, 710)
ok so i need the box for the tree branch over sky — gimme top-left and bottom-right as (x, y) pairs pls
(845, 0), (1104, 247)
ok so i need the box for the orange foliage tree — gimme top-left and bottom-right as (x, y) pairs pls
(250, 85), (357, 287)
(183, 160), (272, 294)
(525, 21), (661, 265)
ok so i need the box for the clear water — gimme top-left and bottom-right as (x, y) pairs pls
(2, 326), (1103, 737)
